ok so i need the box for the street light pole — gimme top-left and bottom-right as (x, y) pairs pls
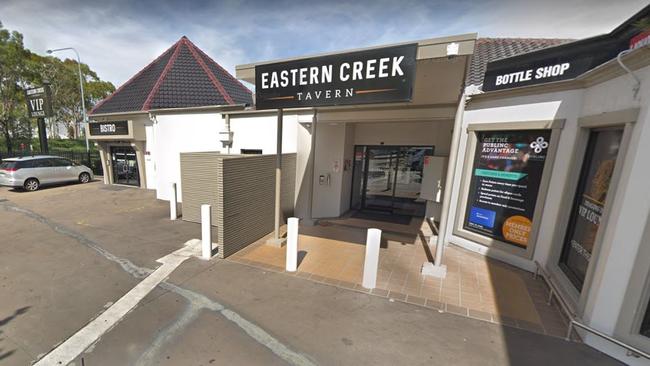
(47, 47), (89, 152)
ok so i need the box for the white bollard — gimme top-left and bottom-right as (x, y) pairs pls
(170, 183), (177, 220)
(286, 217), (299, 272)
(362, 228), (382, 289)
(201, 204), (212, 260)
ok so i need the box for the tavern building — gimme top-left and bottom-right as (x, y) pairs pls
(88, 5), (650, 365)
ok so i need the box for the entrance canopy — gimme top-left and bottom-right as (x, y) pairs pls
(236, 33), (477, 121)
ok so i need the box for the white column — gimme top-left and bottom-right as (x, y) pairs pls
(267, 109), (285, 246)
(286, 217), (299, 271)
(201, 204), (212, 260)
(170, 183), (177, 220)
(362, 228), (382, 289)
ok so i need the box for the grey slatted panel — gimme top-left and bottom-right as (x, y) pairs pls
(221, 154), (296, 257)
(180, 152), (296, 258)
(179, 151), (222, 227)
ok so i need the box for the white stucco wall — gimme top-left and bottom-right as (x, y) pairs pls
(148, 111), (301, 203)
(229, 114), (298, 154)
(577, 66), (650, 366)
(312, 122), (347, 218)
(353, 120), (454, 154)
(152, 112), (225, 202)
(452, 91), (584, 271)
(144, 123), (157, 189)
(452, 65), (650, 365)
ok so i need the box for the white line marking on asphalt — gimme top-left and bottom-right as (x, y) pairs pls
(3, 203), (317, 366)
(33, 240), (202, 366)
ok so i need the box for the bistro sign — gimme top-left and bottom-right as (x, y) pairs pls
(255, 43), (417, 110)
(89, 120), (129, 136)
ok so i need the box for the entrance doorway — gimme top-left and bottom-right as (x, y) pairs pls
(110, 146), (140, 186)
(351, 145), (434, 217)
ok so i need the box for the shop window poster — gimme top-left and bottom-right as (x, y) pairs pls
(463, 130), (551, 248)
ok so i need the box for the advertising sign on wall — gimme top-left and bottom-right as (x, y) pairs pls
(463, 130), (551, 248)
(254, 44), (417, 110)
(89, 121), (129, 136)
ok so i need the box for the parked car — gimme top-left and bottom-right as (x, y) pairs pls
(0, 155), (94, 191)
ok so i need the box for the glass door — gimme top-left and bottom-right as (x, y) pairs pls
(110, 146), (140, 186)
(559, 128), (623, 291)
(363, 146), (401, 213)
(352, 145), (433, 216)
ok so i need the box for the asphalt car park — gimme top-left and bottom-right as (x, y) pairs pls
(0, 182), (624, 365)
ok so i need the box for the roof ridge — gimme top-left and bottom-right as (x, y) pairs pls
(142, 38), (184, 110)
(477, 37), (576, 41)
(90, 39), (182, 115)
(191, 42), (253, 97)
(182, 37), (235, 105)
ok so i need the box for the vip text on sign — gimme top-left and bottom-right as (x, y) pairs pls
(25, 86), (53, 118)
(255, 44), (417, 110)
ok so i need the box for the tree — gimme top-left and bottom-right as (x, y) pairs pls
(0, 21), (115, 152)
(35, 56), (115, 139)
(0, 21), (36, 154)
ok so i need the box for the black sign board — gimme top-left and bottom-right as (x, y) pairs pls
(482, 4), (650, 91)
(463, 130), (551, 248)
(255, 44), (417, 110)
(25, 85), (53, 118)
(89, 121), (129, 136)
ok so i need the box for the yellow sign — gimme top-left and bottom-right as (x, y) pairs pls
(502, 215), (532, 247)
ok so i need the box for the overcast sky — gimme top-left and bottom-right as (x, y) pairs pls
(1, 0), (647, 87)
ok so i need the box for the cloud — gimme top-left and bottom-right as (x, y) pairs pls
(1, 0), (646, 87)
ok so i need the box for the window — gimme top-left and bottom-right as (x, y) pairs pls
(641, 299), (650, 338)
(559, 128), (623, 291)
(50, 158), (72, 167)
(462, 129), (552, 248)
(0, 161), (19, 170)
(33, 159), (53, 168)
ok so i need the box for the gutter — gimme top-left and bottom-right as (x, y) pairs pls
(90, 104), (249, 118)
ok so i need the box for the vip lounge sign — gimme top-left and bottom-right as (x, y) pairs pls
(255, 43), (417, 110)
(25, 85), (53, 118)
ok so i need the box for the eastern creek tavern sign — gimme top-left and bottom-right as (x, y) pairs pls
(255, 43), (417, 110)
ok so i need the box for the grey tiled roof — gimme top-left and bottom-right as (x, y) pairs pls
(467, 38), (574, 88)
(91, 36), (252, 115)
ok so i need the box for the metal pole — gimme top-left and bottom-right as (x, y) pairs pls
(274, 109), (283, 240)
(72, 49), (89, 153)
(47, 47), (88, 152)
(37, 117), (49, 154)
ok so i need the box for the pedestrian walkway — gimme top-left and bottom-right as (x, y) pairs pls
(229, 220), (569, 338)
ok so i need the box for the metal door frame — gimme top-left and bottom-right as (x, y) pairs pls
(352, 144), (434, 215)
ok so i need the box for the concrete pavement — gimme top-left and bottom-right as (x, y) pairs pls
(0, 182), (624, 365)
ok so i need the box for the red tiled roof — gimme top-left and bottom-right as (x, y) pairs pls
(90, 36), (252, 115)
(467, 38), (575, 88)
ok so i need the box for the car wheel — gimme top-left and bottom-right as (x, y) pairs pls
(24, 178), (40, 191)
(79, 172), (91, 183)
